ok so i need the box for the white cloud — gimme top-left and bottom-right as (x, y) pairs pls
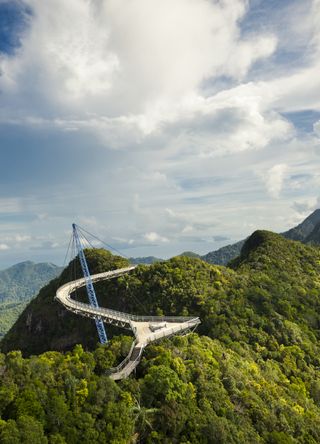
(2, 234), (31, 243)
(144, 232), (169, 243)
(269, 65), (320, 112)
(1, 0), (320, 266)
(15, 234), (31, 242)
(181, 225), (193, 234)
(0, 0), (278, 135)
(263, 164), (288, 198)
(224, 35), (277, 80)
(163, 91), (293, 157)
(0, 0), (318, 145)
(0, 0), (119, 99)
(292, 198), (319, 214)
(0, 244), (9, 251)
(311, 0), (320, 55)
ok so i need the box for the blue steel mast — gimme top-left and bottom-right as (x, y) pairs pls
(72, 223), (108, 344)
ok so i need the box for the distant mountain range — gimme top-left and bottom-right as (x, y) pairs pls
(0, 261), (63, 337)
(306, 221), (320, 244)
(129, 210), (320, 267)
(200, 239), (245, 266)
(283, 209), (320, 242)
(129, 256), (163, 265)
(201, 209), (320, 265)
(1, 210), (319, 337)
(3, 229), (320, 441)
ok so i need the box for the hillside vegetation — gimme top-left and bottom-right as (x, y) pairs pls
(201, 239), (246, 266)
(0, 261), (62, 338)
(202, 209), (320, 265)
(1, 232), (320, 442)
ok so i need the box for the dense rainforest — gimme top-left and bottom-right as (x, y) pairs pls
(1, 231), (320, 443)
(0, 261), (62, 338)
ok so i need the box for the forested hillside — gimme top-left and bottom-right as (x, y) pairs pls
(1, 233), (320, 442)
(129, 256), (163, 265)
(201, 239), (246, 266)
(202, 209), (320, 265)
(0, 249), (129, 354)
(0, 261), (63, 338)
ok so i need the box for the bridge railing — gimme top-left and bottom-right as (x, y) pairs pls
(144, 318), (200, 344)
(129, 314), (198, 322)
(104, 318), (199, 377)
(56, 266), (201, 380)
(67, 297), (199, 325)
(106, 340), (137, 376)
(57, 268), (200, 325)
(61, 287), (199, 325)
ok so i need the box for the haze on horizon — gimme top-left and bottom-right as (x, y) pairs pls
(0, 0), (320, 268)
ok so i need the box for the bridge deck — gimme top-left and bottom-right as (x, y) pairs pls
(56, 266), (200, 380)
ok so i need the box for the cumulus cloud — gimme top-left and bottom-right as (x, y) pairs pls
(269, 65), (320, 112)
(0, 244), (9, 251)
(163, 92), (293, 157)
(0, 0), (319, 146)
(144, 232), (169, 243)
(15, 234), (31, 242)
(1, 0), (320, 266)
(263, 164), (288, 198)
(0, 0), (279, 136)
(164, 208), (216, 235)
(2, 234), (31, 243)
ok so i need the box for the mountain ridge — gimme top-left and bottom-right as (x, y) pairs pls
(2, 231), (320, 442)
(3, 229), (320, 355)
(305, 220), (320, 245)
(201, 209), (320, 265)
(0, 261), (63, 337)
(1, 210), (319, 339)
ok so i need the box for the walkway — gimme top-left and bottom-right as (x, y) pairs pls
(55, 266), (200, 379)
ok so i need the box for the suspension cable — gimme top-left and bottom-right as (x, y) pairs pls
(58, 232), (73, 287)
(76, 224), (130, 259)
(62, 232), (73, 269)
(75, 224), (148, 313)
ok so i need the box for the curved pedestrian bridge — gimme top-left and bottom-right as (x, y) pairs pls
(56, 266), (201, 380)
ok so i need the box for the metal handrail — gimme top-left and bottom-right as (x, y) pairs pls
(106, 340), (137, 375)
(56, 266), (201, 380)
(57, 267), (199, 325)
(65, 293), (198, 324)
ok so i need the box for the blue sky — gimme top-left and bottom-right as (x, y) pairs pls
(0, 0), (320, 268)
